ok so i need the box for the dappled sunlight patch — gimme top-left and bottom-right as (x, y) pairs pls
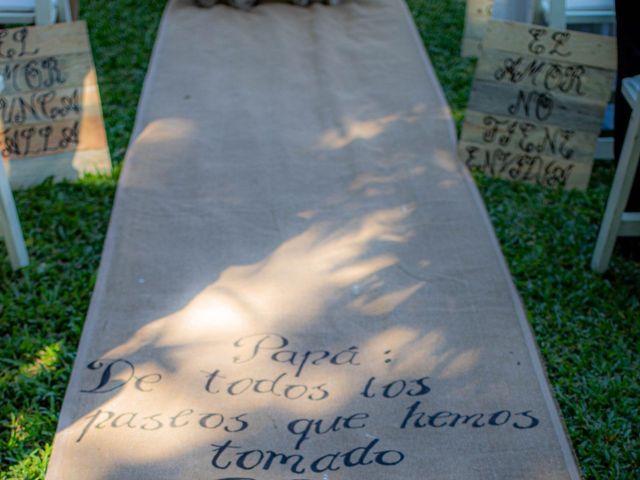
(316, 104), (427, 151)
(19, 342), (63, 378)
(433, 148), (459, 173)
(349, 281), (425, 316)
(296, 209), (317, 220)
(439, 350), (480, 380)
(104, 205), (416, 360)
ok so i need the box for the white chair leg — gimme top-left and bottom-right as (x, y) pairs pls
(35, 0), (56, 25)
(592, 96), (640, 272)
(595, 137), (614, 160)
(58, 0), (72, 22)
(0, 163), (29, 270)
(548, 0), (567, 29)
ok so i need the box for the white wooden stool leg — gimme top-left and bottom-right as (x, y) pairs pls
(58, 0), (72, 22)
(35, 0), (56, 25)
(592, 96), (640, 272)
(548, 0), (567, 29)
(0, 162), (29, 270)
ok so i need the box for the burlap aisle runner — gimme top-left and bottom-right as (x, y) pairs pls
(46, 0), (581, 478)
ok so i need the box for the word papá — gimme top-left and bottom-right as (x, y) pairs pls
(459, 20), (616, 190)
(74, 333), (542, 478)
(0, 22), (111, 187)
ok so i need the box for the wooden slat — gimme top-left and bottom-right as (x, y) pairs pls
(458, 140), (592, 189)
(0, 115), (107, 159)
(6, 147), (111, 188)
(475, 48), (614, 104)
(460, 110), (599, 163)
(0, 52), (97, 97)
(482, 20), (617, 70)
(468, 79), (606, 134)
(0, 22), (90, 59)
(0, 84), (103, 126)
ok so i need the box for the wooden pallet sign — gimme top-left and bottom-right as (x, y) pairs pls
(459, 20), (616, 190)
(0, 22), (111, 188)
(461, 0), (494, 57)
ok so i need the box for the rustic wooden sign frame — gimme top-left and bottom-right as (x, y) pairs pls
(459, 20), (616, 190)
(0, 21), (111, 188)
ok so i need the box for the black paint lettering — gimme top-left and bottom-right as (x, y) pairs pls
(550, 31), (571, 57)
(342, 439), (377, 467)
(489, 410), (511, 426)
(19, 127), (34, 155)
(200, 413), (225, 429)
(95, 413), (115, 429)
(513, 410), (540, 429)
(140, 413), (163, 431)
(428, 411), (453, 428)
(237, 450), (264, 470)
(0, 28), (39, 59)
(253, 373), (285, 396)
(41, 56), (65, 87)
(464, 145), (481, 168)
(383, 379), (406, 398)
(204, 369), (225, 393)
(343, 412), (369, 430)
(287, 418), (313, 450)
(557, 129), (575, 159)
(228, 378), (253, 396)
(448, 412), (486, 428)
(13, 28), (39, 57)
(211, 440), (238, 470)
(407, 376), (431, 396)
(360, 377), (376, 398)
(15, 96), (37, 124)
(272, 349), (296, 367)
(76, 409), (112, 442)
(2, 64), (19, 91)
(233, 333), (288, 364)
(508, 90), (554, 121)
(374, 449), (405, 466)
(400, 400), (426, 429)
(310, 452), (341, 472)
(80, 359), (135, 394)
(135, 373), (162, 392)
(112, 412), (137, 429)
(295, 350), (330, 376)
(38, 125), (53, 152)
(225, 413), (249, 433)
(331, 346), (360, 366)
(528, 28), (547, 55)
(314, 416), (341, 435)
(170, 409), (193, 428)
(24, 60), (42, 90)
(262, 451), (306, 474)
(308, 384), (329, 401)
(283, 383), (307, 400)
(58, 121), (79, 148)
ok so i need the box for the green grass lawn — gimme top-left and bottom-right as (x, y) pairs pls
(1, 0), (638, 478)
